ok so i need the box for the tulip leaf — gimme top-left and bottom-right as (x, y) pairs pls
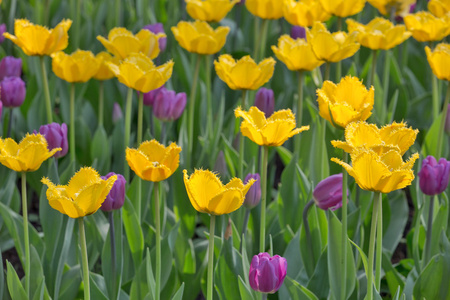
(284, 276), (319, 300)
(382, 251), (405, 298)
(422, 113), (443, 157)
(89, 272), (109, 300)
(171, 283), (185, 300)
(306, 248), (329, 299)
(383, 192), (408, 255)
(122, 196), (144, 270)
(237, 276), (255, 300)
(215, 235), (242, 300)
(130, 254), (150, 300)
(29, 245), (51, 300)
(429, 198), (449, 261)
(146, 248), (156, 300)
(53, 217), (75, 300)
(413, 252), (450, 300)
(6, 261), (27, 300)
(90, 126), (111, 175)
(32, 277), (45, 300)
(278, 158), (301, 236)
(58, 266), (82, 300)
(0, 252), (3, 299)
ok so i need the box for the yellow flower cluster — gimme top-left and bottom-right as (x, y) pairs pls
(186, 0), (239, 22)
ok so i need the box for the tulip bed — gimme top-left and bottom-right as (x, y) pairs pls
(1, 0), (450, 300)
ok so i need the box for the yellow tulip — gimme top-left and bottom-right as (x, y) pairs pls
(308, 22), (360, 63)
(126, 140), (181, 182)
(318, 0), (365, 17)
(283, 0), (331, 27)
(94, 52), (119, 81)
(107, 53), (174, 93)
(0, 133), (61, 172)
(171, 20), (230, 55)
(316, 76), (374, 128)
(428, 0), (450, 18)
(367, 0), (415, 17)
(97, 27), (164, 60)
(235, 106), (310, 146)
(346, 17), (411, 50)
(51, 50), (100, 83)
(425, 43), (450, 81)
(41, 167), (117, 218)
(332, 149), (419, 193)
(186, 0), (239, 22)
(3, 19), (72, 56)
(404, 11), (450, 42)
(245, 0), (284, 19)
(271, 34), (324, 71)
(214, 54), (276, 90)
(331, 121), (419, 155)
(183, 169), (255, 215)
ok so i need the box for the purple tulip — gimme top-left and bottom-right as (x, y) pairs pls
(0, 56), (22, 81)
(153, 88), (187, 122)
(143, 23), (167, 52)
(39, 123), (69, 158)
(112, 102), (123, 123)
(313, 173), (347, 210)
(0, 99), (2, 118)
(213, 150), (228, 176)
(418, 156), (450, 196)
(290, 26), (306, 40)
(0, 76), (26, 107)
(244, 173), (261, 209)
(249, 252), (287, 294)
(255, 88), (274, 118)
(100, 172), (126, 211)
(143, 85), (165, 106)
(0, 24), (6, 44)
(445, 104), (450, 135)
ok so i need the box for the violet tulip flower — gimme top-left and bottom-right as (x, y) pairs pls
(39, 123), (69, 158)
(249, 252), (287, 294)
(244, 173), (261, 209)
(0, 56), (22, 80)
(0, 76), (26, 107)
(254, 88), (275, 118)
(0, 24), (6, 43)
(153, 88), (187, 122)
(313, 173), (346, 210)
(143, 85), (164, 106)
(418, 156), (450, 196)
(290, 26), (306, 40)
(100, 172), (126, 211)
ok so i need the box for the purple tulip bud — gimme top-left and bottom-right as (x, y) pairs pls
(143, 85), (165, 106)
(244, 173), (261, 209)
(143, 23), (167, 52)
(213, 150), (228, 177)
(290, 26), (306, 40)
(112, 102), (123, 123)
(255, 88), (274, 118)
(445, 104), (450, 135)
(39, 123), (69, 158)
(153, 89), (187, 122)
(100, 172), (126, 211)
(313, 173), (348, 210)
(0, 76), (26, 107)
(0, 56), (22, 81)
(0, 24), (6, 44)
(418, 156), (450, 196)
(249, 252), (287, 294)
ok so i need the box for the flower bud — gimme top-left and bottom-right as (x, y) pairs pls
(143, 85), (164, 106)
(213, 150), (228, 177)
(0, 24), (6, 44)
(244, 173), (261, 209)
(39, 123), (69, 158)
(254, 88), (274, 117)
(0, 56), (22, 81)
(100, 172), (126, 211)
(113, 102), (123, 123)
(290, 26), (306, 40)
(143, 23), (167, 52)
(445, 104), (450, 135)
(0, 76), (26, 107)
(153, 89), (187, 122)
(418, 155), (450, 196)
(249, 252), (287, 294)
(313, 173), (347, 210)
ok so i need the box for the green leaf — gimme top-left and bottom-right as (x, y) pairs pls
(215, 235), (242, 300)
(29, 246), (50, 300)
(413, 253), (450, 300)
(382, 251), (405, 297)
(146, 248), (156, 300)
(171, 283), (185, 300)
(422, 113), (443, 157)
(90, 273), (109, 300)
(122, 196), (144, 270)
(59, 266), (81, 300)
(0, 252), (4, 299)
(6, 261), (27, 300)
(284, 276), (319, 300)
(307, 249), (329, 299)
(237, 276), (255, 300)
(90, 126), (111, 175)
(53, 218), (75, 300)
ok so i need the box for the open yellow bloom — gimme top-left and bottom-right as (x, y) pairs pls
(171, 20), (229, 55)
(428, 0), (450, 18)
(126, 140), (181, 182)
(368, 0), (415, 17)
(283, 0), (331, 27)
(97, 27), (164, 60)
(51, 50), (100, 83)
(0, 134), (61, 172)
(41, 167), (117, 218)
(186, 0), (239, 22)
(346, 18), (411, 50)
(245, 0), (283, 19)
(214, 55), (275, 90)
(3, 19), (72, 56)
(404, 11), (450, 42)
(332, 149), (419, 193)
(316, 76), (374, 128)
(318, 0), (365, 17)
(308, 22), (360, 63)
(183, 169), (255, 215)
(235, 106), (310, 146)
(94, 52), (119, 81)
(271, 34), (324, 71)
(425, 43), (450, 81)
(331, 121), (419, 155)
(107, 53), (173, 93)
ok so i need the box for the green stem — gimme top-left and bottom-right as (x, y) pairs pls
(205, 55), (213, 140)
(70, 83), (76, 172)
(99, 81), (104, 128)
(259, 146), (269, 253)
(259, 19), (269, 60)
(78, 217), (90, 300)
(436, 82), (450, 158)
(432, 72), (440, 121)
(294, 71), (304, 154)
(187, 55), (201, 171)
(375, 192), (383, 291)
(302, 199), (315, 274)
(340, 152), (348, 300)
(381, 50), (391, 124)
(367, 192), (381, 300)
(240, 208), (251, 252)
(423, 196), (435, 267)
(21, 173), (30, 297)
(7, 108), (13, 138)
(239, 90), (248, 179)
(368, 50), (378, 88)
(124, 87), (133, 180)
(154, 182), (161, 300)
(325, 62), (331, 81)
(137, 92), (144, 145)
(39, 56), (53, 123)
(207, 214), (216, 300)
(252, 17), (260, 59)
(108, 212), (117, 300)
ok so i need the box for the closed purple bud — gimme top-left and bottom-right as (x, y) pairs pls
(249, 252), (287, 294)
(113, 102), (123, 123)
(418, 156), (450, 196)
(244, 173), (261, 209)
(39, 123), (69, 158)
(1, 76), (26, 107)
(143, 85), (165, 106)
(0, 24), (6, 44)
(290, 26), (306, 40)
(445, 104), (450, 135)
(255, 88), (274, 117)
(100, 173), (126, 211)
(313, 173), (347, 210)
(214, 151), (228, 176)
(143, 23), (167, 52)
(0, 56), (22, 80)
(153, 89), (187, 122)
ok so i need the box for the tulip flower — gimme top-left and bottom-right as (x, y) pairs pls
(254, 88), (274, 117)
(94, 52), (118, 81)
(51, 50), (100, 83)
(249, 252), (287, 294)
(143, 23), (167, 52)
(290, 26), (306, 40)
(313, 174), (346, 210)
(143, 86), (164, 106)
(186, 0), (239, 22)
(428, 0), (450, 18)
(283, 0), (331, 27)
(418, 156), (450, 196)
(245, 0), (283, 19)
(0, 24), (6, 44)
(39, 123), (68, 158)
(153, 89), (187, 122)
(0, 76), (26, 107)
(425, 43), (450, 82)
(368, 0), (416, 17)
(0, 56), (22, 80)
(404, 11), (450, 42)
(243, 173), (261, 209)
(100, 172), (126, 211)
(318, 0), (365, 17)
